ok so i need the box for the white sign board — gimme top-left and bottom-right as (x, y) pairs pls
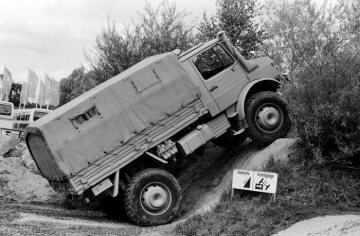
(232, 169), (278, 194)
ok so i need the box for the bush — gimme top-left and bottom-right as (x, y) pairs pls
(283, 46), (360, 165)
(264, 0), (360, 165)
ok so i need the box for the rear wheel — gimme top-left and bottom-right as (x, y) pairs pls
(245, 91), (291, 144)
(123, 168), (181, 226)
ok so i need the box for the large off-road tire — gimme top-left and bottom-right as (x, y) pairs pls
(123, 168), (181, 226)
(245, 91), (291, 144)
(212, 130), (248, 148)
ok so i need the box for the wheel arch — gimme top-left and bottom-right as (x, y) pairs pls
(236, 78), (280, 120)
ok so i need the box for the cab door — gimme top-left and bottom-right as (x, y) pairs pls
(191, 44), (249, 112)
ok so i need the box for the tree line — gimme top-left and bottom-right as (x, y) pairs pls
(59, 0), (360, 166)
(59, 0), (265, 105)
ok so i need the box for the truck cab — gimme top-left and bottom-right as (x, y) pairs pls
(180, 31), (285, 143)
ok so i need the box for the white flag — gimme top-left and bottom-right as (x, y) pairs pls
(0, 74), (4, 101)
(3, 67), (13, 101)
(26, 69), (39, 102)
(42, 74), (52, 105)
(20, 81), (28, 105)
(49, 78), (60, 106)
(34, 79), (44, 105)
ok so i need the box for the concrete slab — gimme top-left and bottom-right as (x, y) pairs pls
(273, 215), (360, 236)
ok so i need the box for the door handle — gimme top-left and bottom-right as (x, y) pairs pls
(210, 85), (218, 92)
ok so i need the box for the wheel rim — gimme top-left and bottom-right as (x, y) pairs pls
(255, 103), (284, 133)
(140, 182), (172, 216)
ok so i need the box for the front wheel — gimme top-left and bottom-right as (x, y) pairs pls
(245, 91), (291, 144)
(123, 168), (181, 226)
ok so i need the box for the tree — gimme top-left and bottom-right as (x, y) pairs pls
(86, 21), (141, 85)
(59, 67), (95, 106)
(262, 0), (338, 74)
(87, 0), (195, 85)
(197, 0), (265, 58)
(8, 83), (21, 107)
(135, 0), (194, 58)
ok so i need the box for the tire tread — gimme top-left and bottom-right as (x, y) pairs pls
(123, 168), (181, 226)
(245, 91), (291, 144)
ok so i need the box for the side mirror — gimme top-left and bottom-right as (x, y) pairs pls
(217, 31), (226, 40)
(249, 51), (256, 59)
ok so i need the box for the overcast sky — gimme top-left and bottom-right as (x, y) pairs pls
(0, 0), (216, 81)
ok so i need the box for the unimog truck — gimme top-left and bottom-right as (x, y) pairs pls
(24, 31), (291, 226)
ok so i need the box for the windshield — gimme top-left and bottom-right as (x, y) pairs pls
(0, 104), (12, 116)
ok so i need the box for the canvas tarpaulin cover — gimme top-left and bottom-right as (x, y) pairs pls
(26, 52), (201, 179)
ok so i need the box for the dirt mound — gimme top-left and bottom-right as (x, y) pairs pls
(0, 134), (53, 203)
(170, 138), (297, 217)
(176, 140), (259, 216)
(0, 156), (62, 203)
(193, 138), (297, 215)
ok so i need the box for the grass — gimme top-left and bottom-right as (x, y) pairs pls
(174, 152), (360, 236)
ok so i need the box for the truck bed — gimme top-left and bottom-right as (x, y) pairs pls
(54, 99), (206, 195)
(25, 52), (207, 195)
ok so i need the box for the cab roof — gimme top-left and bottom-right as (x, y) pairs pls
(179, 38), (219, 62)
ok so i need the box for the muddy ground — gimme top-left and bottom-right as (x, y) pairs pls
(0, 134), (295, 236)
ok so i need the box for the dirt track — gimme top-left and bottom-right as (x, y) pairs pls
(0, 137), (295, 236)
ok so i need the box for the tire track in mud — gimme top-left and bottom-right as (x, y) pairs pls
(16, 212), (129, 229)
(0, 202), (141, 236)
(2, 202), (106, 220)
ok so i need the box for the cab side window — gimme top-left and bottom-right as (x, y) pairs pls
(192, 45), (234, 80)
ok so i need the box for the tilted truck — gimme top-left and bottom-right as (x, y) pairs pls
(24, 31), (291, 226)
